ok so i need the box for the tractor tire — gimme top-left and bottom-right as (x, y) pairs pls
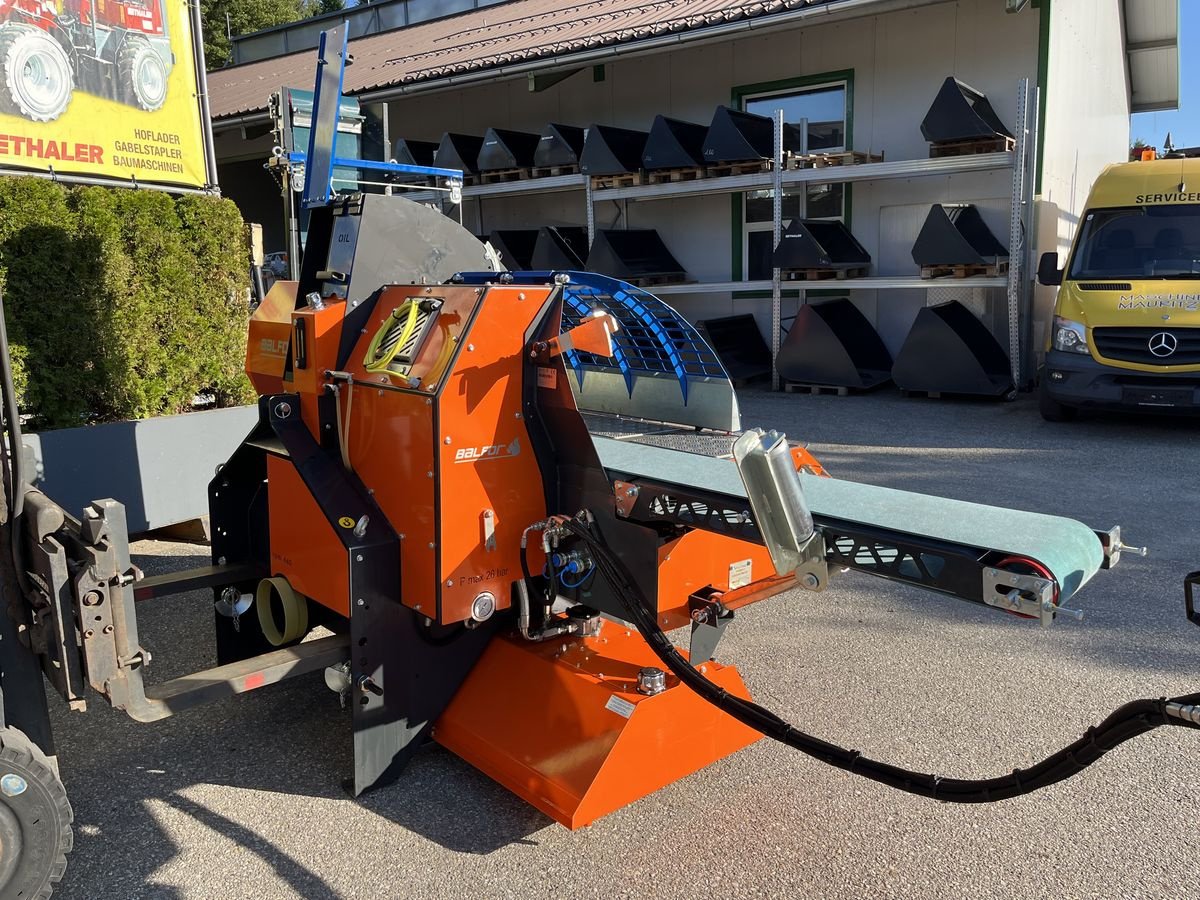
(0, 727), (73, 899)
(117, 36), (167, 112)
(0, 24), (73, 122)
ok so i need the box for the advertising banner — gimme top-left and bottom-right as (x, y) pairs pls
(0, 0), (213, 190)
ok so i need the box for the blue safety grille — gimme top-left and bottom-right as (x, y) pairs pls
(450, 270), (730, 406)
(559, 273), (728, 404)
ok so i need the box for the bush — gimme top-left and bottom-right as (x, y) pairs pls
(0, 178), (256, 429)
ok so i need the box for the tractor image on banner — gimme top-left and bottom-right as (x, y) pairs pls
(0, 0), (212, 189)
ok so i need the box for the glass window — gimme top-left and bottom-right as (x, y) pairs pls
(1068, 205), (1200, 280)
(745, 84), (846, 153)
(739, 80), (849, 280)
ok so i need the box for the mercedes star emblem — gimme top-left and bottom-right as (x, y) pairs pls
(1148, 331), (1179, 358)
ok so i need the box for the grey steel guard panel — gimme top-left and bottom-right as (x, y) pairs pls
(593, 435), (1103, 602)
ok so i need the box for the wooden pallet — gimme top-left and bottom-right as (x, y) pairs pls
(477, 168), (532, 184)
(626, 274), (692, 288)
(706, 158), (801, 178)
(781, 266), (869, 281)
(928, 136), (1016, 158)
(645, 166), (706, 184)
(590, 172), (643, 190)
(919, 259), (1010, 280)
(531, 164), (580, 178)
(799, 150), (884, 169)
(705, 159), (772, 178)
(784, 382), (851, 396)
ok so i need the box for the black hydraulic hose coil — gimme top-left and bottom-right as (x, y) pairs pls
(559, 517), (1200, 804)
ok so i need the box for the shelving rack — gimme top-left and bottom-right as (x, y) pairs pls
(402, 80), (1038, 390)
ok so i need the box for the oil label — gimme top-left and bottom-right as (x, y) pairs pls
(605, 695), (635, 719)
(729, 559), (753, 590)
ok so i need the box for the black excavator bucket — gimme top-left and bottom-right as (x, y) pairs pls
(773, 220), (871, 271)
(642, 115), (708, 169)
(911, 204), (1009, 267)
(436, 132), (485, 175)
(585, 229), (687, 281)
(531, 226), (588, 269)
(776, 298), (892, 390)
(487, 229), (540, 270)
(920, 77), (1014, 144)
(701, 106), (806, 163)
(534, 123), (587, 168)
(394, 138), (439, 168)
(477, 128), (541, 171)
(700, 313), (772, 381)
(892, 300), (1014, 397)
(580, 125), (649, 176)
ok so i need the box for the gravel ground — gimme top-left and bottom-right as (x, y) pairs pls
(46, 387), (1200, 899)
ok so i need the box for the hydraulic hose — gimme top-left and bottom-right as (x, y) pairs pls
(558, 516), (1200, 804)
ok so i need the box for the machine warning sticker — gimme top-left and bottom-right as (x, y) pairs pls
(537, 367), (557, 389)
(338, 516), (355, 529)
(729, 559), (753, 590)
(605, 695), (636, 719)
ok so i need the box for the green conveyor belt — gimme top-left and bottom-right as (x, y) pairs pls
(594, 436), (1103, 602)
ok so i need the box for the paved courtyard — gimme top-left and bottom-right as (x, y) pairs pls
(48, 386), (1200, 899)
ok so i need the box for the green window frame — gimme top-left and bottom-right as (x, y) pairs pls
(729, 69), (855, 288)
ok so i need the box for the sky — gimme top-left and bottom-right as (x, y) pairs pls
(1130, 2), (1197, 148)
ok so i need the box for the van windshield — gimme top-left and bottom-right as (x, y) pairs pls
(1068, 204), (1200, 279)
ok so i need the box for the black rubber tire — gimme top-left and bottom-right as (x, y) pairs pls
(1038, 382), (1078, 422)
(116, 36), (167, 111)
(0, 24), (73, 122)
(0, 728), (73, 900)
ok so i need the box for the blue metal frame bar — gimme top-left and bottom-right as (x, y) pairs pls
(302, 23), (349, 209)
(287, 150), (462, 181)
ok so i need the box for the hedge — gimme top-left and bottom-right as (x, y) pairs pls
(0, 178), (256, 430)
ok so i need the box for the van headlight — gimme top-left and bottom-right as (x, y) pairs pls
(1052, 316), (1089, 354)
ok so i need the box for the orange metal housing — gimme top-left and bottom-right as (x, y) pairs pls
(266, 455), (350, 615)
(245, 281), (297, 395)
(271, 282), (558, 624)
(435, 619), (761, 828)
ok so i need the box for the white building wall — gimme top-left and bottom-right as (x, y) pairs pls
(1033, 0), (1131, 354)
(383, 0), (1040, 349)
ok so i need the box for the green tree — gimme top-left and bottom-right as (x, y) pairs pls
(200, 0), (304, 68)
(306, 0), (345, 15)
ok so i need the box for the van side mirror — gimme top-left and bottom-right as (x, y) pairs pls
(1037, 251), (1063, 286)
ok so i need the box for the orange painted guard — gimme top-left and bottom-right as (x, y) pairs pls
(434, 620), (761, 828)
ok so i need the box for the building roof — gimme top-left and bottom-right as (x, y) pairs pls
(208, 0), (847, 122)
(1122, 0), (1179, 114)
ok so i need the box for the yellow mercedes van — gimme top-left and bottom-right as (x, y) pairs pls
(1037, 156), (1200, 420)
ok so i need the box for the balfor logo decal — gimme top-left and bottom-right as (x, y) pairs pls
(454, 439), (521, 463)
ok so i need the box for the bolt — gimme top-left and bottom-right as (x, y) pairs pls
(427, 471), (433, 478)
(467, 343), (475, 351)
(357, 598), (365, 606)
(218, 556), (227, 566)
(103, 625), (114, 635)
(1010, 575), (1019, 585)
(82, 591), (102, 607)
(428, 542), (435, 549)
(626, 486), (637, 496)
(356, 555), (363, 562)
(84, 629), (94, 639)
(517, 292), (526, 301)
(446, 579), (454, 587)
(444, 436), (452, 444)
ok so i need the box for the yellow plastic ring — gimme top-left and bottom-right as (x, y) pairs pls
(256, 577), (309, 646)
